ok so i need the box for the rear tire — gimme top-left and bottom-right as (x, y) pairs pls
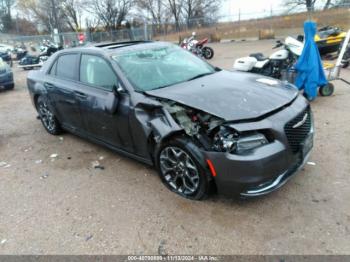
(319, 83), (334, 97)
(5, 84), (14, 90)
(36, 96), (62, 135)
(202, 47), (214, 60)
(156, 137), (212, 200)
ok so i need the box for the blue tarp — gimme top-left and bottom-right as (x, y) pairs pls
(295, 21), (328, 100)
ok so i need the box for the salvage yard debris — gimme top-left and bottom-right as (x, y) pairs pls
(40, 173), (49, 179)
(91, 161), (105, 170)
(307, 162), (316, 166)
(0, 162), (11, 168)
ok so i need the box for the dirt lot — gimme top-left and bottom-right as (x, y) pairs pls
(0, 40), (349, 255)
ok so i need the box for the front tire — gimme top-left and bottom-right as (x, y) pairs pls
(36, 96), (62, 135)
(156, 137), (212, 200)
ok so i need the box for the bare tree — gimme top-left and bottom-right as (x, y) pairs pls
(17, 0), (73, 33)
(283, 0), (318, 11)
(167, 0), (183, 31)
(137, 0), (170, 25)
(284, 0), (349, 11)
(85, 0), (132, 30)
(182, 0), (220, 27)
(323, 0), (333, 9)
(62, 0), (83, 31)
(0, 0), (15, 32)
(328, 0), (350, 8)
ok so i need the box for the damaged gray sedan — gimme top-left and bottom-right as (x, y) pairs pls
(27, 41), (314, 199)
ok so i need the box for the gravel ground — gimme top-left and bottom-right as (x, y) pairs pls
(0, 40), (349, 255)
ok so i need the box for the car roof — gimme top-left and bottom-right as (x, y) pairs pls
(62, 41), (173, 55)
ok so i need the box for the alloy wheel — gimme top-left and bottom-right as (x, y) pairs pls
(38, 101), (56, 132)
(159, 146), (200, 196)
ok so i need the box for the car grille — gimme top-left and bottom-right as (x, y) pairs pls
(284, 106), (312, 153)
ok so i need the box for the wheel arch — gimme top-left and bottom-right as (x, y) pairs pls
(154, 132), (216, 184)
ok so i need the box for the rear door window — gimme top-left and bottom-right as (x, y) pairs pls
(56, 54), (79, 80)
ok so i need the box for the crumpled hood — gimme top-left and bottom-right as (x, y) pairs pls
(146, 70), (299, 121)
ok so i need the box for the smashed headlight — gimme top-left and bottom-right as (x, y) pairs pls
(213, 127), (268, 154)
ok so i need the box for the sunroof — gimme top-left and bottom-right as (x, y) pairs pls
(95, 41), (152, 49)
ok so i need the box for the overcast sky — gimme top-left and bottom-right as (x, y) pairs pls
(220, 0), (283, 17)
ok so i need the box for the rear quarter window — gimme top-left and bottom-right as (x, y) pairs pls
(49, 60), (57, 75)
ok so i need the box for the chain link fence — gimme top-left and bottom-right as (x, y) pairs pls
(0, 4), (349, 50)
(0, 26), (151, 51)
(153, 4), (350, 42)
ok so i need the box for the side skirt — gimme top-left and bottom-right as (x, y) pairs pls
(61, 124), (154, 166)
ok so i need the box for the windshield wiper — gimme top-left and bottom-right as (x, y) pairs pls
(187, 72), (214, 81)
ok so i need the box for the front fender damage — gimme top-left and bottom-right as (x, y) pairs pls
(133, 100), (183, 147)
(134, 97), (225, 152)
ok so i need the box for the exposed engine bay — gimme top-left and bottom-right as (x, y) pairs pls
(160, 100), (269, 154)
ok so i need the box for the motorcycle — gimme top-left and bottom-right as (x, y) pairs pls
(15, 47), (28, 61)
(180, 32), (214, 60)
(19, 41), (62, 70)
(234, 36), (335, 98)
(0, 51), (13, 67)
(233, 36), (303, 79)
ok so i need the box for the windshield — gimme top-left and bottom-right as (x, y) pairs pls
(112, 45), (215, 91)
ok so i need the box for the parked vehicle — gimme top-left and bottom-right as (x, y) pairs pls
(13, 43), (28, 60)
(234, 37), (334, 98)
(27, 41), (313, 199)
(298, 26), (347, 55)
(181, 32), (214, 59)
(39, 41), (63, 61)
(0, 51), (13, 67)
(19, 41), (63, 70)
(19, 55), (43, 70)
(0, 57), (14, 91)
(15, 48), (28, 61)
(234, 37), (303, 79)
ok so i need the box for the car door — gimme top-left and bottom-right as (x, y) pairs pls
(77, 53), (133, 152)
(45, 53), (85, 131)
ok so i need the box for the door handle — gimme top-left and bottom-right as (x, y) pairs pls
(44, 82), (55, 89)
(74, 91), (88, 99)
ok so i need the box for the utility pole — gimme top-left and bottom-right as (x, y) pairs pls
(238, 8), (241, 39)
(15, 14), (19, 34)
(50, 0), (63, 45)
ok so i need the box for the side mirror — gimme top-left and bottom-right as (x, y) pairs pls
(115, 83), (125, 94)
(105, 84), (124, 114)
